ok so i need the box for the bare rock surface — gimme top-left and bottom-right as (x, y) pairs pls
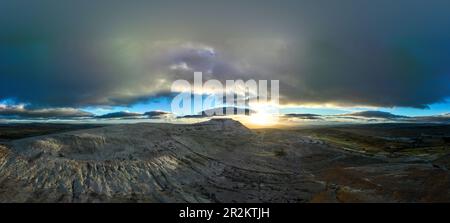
(0, 119), (448, 202)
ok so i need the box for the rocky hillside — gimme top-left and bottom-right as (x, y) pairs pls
(0, 119), (448, 202)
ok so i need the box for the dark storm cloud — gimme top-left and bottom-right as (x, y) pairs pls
(1, 0), (450, 109)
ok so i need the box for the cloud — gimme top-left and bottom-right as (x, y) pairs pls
(144, 111), (173, 119)
(284, 113), (323, 120)
(282, 110), (450, 124)
(144, 111), (170, 117)
(201, 107), (254, 116)
(409, 114), (450, 123)
(342, 111), (408, 119)
(0, 104), (93, 119)
(96, 110), (173, 119)
(178, 107), (254, 118)
(96, 111), (143, 119)
(1, 0), (450, 110)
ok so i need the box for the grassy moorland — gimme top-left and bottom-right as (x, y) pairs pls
(0, 123), (104, 142)
(294, 123), (450, 159)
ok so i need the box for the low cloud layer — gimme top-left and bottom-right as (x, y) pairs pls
(97, 112), (143, 119)
(0, 104), (93, 119)
(342, 111), (408, 119)
(283, 111), (450, 124)
(284, 114), (323, 120)
(409, 114), (450, 123)
(96, 110), (173, 120)
(178, 107), (254, 118)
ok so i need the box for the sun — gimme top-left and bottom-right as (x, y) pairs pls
(248, 111), (277, 126)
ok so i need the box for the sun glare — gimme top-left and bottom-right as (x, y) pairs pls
(248, 111), (277, 126)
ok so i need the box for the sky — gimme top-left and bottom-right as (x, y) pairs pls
(1, 0), (450, 124)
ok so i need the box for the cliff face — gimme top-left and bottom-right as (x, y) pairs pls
(0, 119), (448, 202)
